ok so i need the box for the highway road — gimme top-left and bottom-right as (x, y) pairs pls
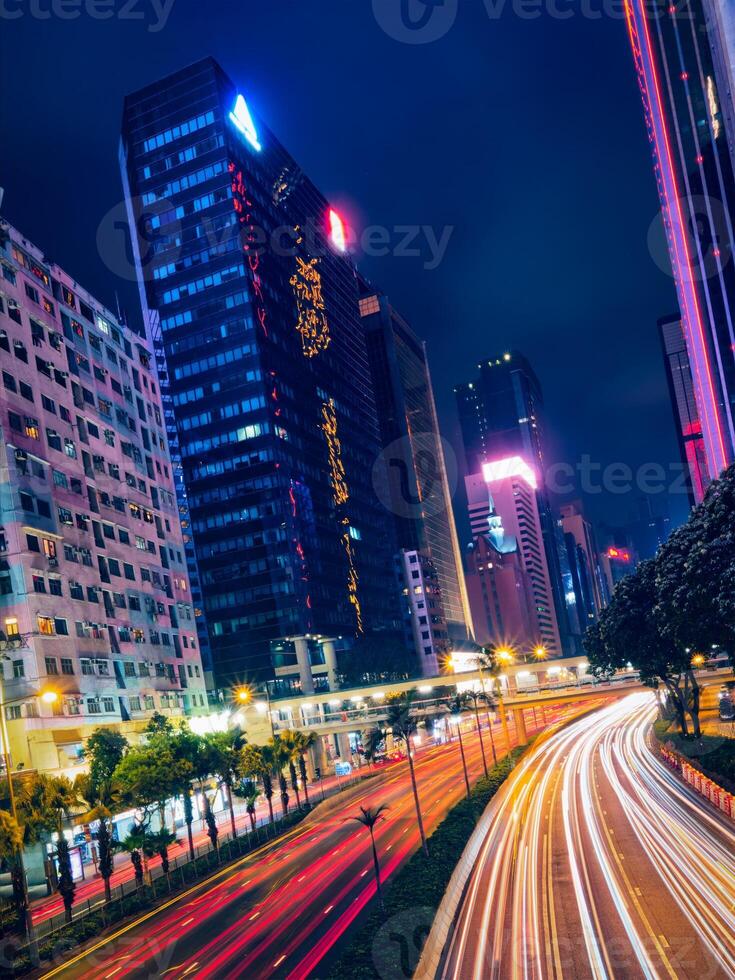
(35, 701), (583, 980)
(441, 692), (735, 980)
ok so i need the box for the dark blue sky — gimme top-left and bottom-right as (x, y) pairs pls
(0, 0), (689, 531)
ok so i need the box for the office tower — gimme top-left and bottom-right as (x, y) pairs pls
(625, 0), (735, 490)
(600, 545), (636, 597)
(455, 353), (578, 654)
(394, 549), (449, 676)
(0, 220), (207, 775)
(465, 461), (562, 656)
(120, 58), (398, 685)
(465, 529), (535, 650)
(560, 502), (607, 626)
(659, 314), (708, 506)
(358, 281), (472, 645)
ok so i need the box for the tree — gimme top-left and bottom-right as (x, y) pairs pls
(445, 693), (471, 799)
(142, 828), (177, 876)
(361, 727), (384, 767)
(115, 826), (147, 887)
(464, 688), (494, 773)
(40, 777), (79, 923)
(240, 745), (274, 823)
(0, 810), (26, 931)
(349, 805), (388, 911)
(278, 731), (307, 809)
(74, 772), (122, 904)
(166, 725), (204, 859)
(385, 691), (428, 857)
(584, 560), (701, 735)
(262, 739), (291, 816)
(237, 780), (260, 832)
(113, 742), (192, 832)
(145, 712), (175, 737)
(655, 466), (735, 659)
(82, 729), (128, 798)
(293, 731), (315, 807)
(206, 729), (246, 838)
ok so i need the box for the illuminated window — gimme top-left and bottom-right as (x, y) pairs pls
(37, 616), (55, 635)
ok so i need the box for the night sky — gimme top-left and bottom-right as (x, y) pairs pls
(0, 0), (689, 535)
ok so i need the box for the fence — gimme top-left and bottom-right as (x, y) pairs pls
(659, 745), (735, 821)
(2, 766), (367, 957)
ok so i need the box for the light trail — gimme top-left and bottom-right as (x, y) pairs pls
(442, 693), (735, 979)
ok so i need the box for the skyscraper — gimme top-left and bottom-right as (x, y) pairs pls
(625, 0), (735, 491)
(455, 353), (580, 655)
(659, 314), (708, 506)
(120, 58), (398, 685)
(465, 461), (562, 656)
(358, 282), (472, 645)
(0, 219), (207, 775)
(559, 501), (607, 626)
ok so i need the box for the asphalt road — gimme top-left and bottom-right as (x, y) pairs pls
(441, 692), (735, 980)
(37, 702), (576, 980)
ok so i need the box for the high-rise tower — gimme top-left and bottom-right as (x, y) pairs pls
(120, 58), (398, 684)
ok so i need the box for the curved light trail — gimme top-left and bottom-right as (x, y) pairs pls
(442, 693), (735, 980)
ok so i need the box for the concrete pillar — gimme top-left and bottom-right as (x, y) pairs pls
(336, 731), (351, 761)
(294, 636), (314, 695)
(513, 707), (528, 744)
(321, 639), (339, 691)
(498, 697), (511, 748)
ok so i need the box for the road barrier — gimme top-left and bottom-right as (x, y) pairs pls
(659, 745), (734, 822)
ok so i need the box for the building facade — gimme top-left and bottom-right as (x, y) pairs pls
(659, 314), (708, 506)
(120, 58), (399, 685)
(394, 549), (449, 676)
(465, 461), (562, 656)
(455, 353), (580, 655)
(0, 220), (207, 775)
(359, 282), (472, 645)
(625, 0), (735, 492)
(559, 502), (608, 627)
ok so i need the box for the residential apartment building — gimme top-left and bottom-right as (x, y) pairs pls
(0, 220), (207, 775)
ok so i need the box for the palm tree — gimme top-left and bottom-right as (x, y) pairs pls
(115, 825), (147, 888)
(37, 776), (79, 923)
(263, 739), (291, 817)
(206, 729), (246, 838)
(361, 726), (384, 767)
(142, 828), (178, 876)
(385, 691), (429, 857)
(349, 805), (388, 911)
(0, 810), (26, 931)
(240, 745), (274, 823)
(476, 647), (510, 748)
(278, 731), (304, 809)
(445, 693), (471, 799)
(464, 688), (492, 776)
(239, 780), (260, 832)
(294, 731), (315, 806)
(74, 772), (122, 904)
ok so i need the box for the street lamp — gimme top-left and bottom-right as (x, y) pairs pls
(533, 646), (547, 661)
(691, 653), (706, 669)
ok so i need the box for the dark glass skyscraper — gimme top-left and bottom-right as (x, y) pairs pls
(120, 58), (398, 684)
(358, 281), (472, 645)
(626, 0), (735, 492)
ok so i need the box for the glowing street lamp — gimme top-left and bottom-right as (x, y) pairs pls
(691, 653), (706, 669)
(40, 689), (58, 705)
(533, 646), (547, 661)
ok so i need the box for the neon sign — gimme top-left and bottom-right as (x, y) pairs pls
(328, 208), (347, 252)
(482, 456), (538, 490)
(229, 94), (261, 152)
